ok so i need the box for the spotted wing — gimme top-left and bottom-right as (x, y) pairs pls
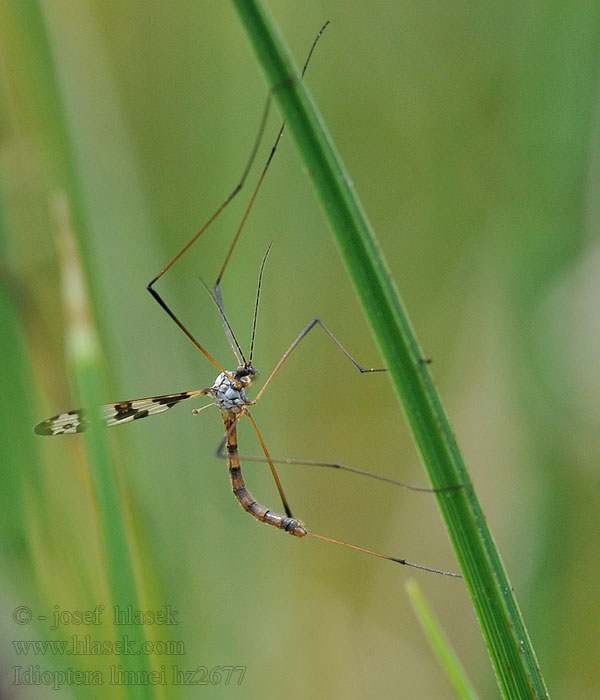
(34, 389), (208, 436)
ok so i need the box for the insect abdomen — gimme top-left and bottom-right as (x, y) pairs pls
(226, 423), (307, 537)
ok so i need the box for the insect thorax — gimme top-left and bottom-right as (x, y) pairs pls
(209, 371), (252, 414)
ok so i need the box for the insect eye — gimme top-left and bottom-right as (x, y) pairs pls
(235, 365), (258, 379)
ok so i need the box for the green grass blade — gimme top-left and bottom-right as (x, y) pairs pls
(12, 0), (156, 693)
(407, 579), (482, 700)
(230, 2), (550, 698)
(51, 194), (153, 699)
(0, 179), (42, 564)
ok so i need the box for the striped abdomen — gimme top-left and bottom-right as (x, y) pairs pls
(225, 417), (307, 537)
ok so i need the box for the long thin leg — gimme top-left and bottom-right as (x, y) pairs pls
(244, 409), (294, 518)
(147, 25), (330, 369)
(146, 91), (274, 377)
(226, 454), (461, 493)
(146, 285), (234, 379)
(147, 69), (278, 293)
(250, 318), (459, 494)
(214, 412), (440, 494)
(217, 410), (460, 578)
(147, 91), (274, 370)
(213, 21), (330, 292)
(253, 317), (385, 405)
(305, 532), (461, 577)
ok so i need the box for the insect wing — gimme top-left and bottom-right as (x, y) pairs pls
(33, 409), (87, 435)
(34, 390), (206, 436)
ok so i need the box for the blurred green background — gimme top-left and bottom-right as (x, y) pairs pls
(2, 1), (600, 698)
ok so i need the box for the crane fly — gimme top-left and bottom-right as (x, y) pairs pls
(34, 24), (461, 578)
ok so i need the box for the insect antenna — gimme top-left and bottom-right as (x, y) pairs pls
(198, 278), (246, 365)
(249, 241), (273, 364)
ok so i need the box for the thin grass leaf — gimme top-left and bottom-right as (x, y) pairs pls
(0, 179), (42, 563)
(407, 579), (482, 700)
(15, 0), (156, 690)
(51, 194), (153, 699)
(230, 2), (550, 698)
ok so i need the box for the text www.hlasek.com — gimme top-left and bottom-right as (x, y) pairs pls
(13, 635), (184, 656)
